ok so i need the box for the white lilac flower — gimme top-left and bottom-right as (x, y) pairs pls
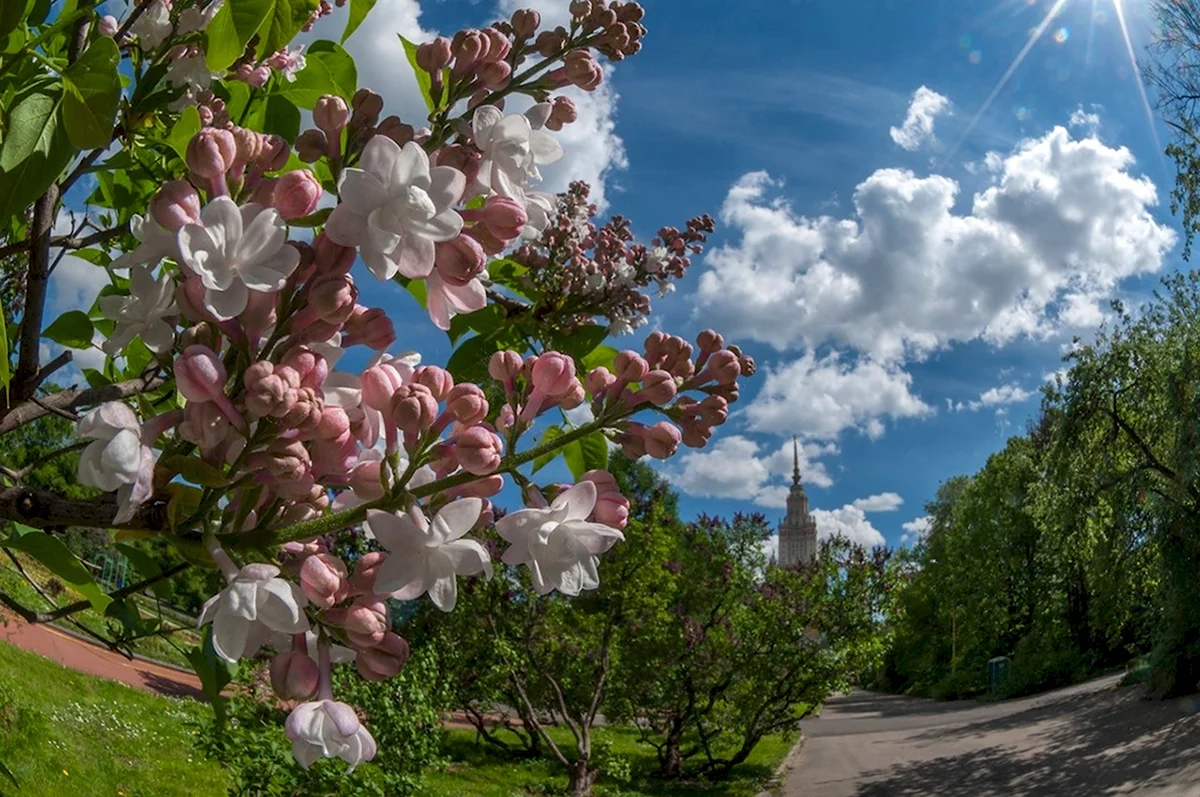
(99, 264), (178, 355)
(286, 699), (377, 771)
(129, 0), (171, 51)
(425, 269), (485, 331)
(177, 196), (300, 321)
(276, 45), (307, 82)
(367, 499), (492, 611)
(76, 402), (154, 524)
(325, 138), (464, 281)
(472, 104), (564, 201)
(175, 0), (224, 34)
(110, 214), (180, 268)
(166, 54), (214, 92)
(199, 563), (310, 662)
(644, 245), (670, 275)
(495, 481), (624, 596)
(521, 190), (556, 240)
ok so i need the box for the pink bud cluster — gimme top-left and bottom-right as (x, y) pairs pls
(583, 329), (754, 457)
(489, 349), (586, 431)
(509, 182), (716, 335)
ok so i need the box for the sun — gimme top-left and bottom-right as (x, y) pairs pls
(949, 0), (1162, 164)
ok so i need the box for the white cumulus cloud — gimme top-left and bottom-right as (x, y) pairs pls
(852, 492), (904, 512)
(693, 123), (1175, 364)
(953, 382), (1034, 412)
(812, 504), (886, 548)
(901, 515), (932, 545)
(746, 351), (933, 439)
(664, 435), (835, 507)
(889, 86), (950, 151)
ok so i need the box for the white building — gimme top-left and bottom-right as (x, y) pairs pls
(778, 437), (818, 568)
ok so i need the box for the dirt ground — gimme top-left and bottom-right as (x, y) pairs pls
(778, 674), (1200, 796)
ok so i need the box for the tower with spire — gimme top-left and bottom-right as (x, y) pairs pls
(778, 437), (818, 567)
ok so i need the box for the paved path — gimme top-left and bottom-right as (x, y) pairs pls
(779, 675), (1200, 796)
(0, 616), (205, 699)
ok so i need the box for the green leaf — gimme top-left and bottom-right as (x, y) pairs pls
(166, 104), (201, 163)
(531, 425), (564, 474)
(288, 206), (332, 227)
(259, 0), (319, 57)
(121, 336), (154, 377)
(398, 33), (435, 115)
(0, 84), (73, 230)
(282, 39), (356, 108)
(26, 0), (50, 26)
(41, 310), (94, 349)
(260, 92), (300, 141)
(0, 0), (28, 39)
(42, 310), (93, 349)
(187, 627), (236, 724)
(113, 542), (173, 601)
(61, 36), (120, 149)
(582, 344), (618, 374)
(72, 247), (113, 267)
(1, 530), (111, 612)
(161, 454), (231, 487)
(447, 304), (503, 345)
(446, 331), (506, 385)
(579, 432), (609, 474)
(341, 0), (376, 42)
(562, 438), (585, 481)
(553, 323), (609, 364)
(218, 80), (253, 123)
(104, 597), (147, 636)
(205, 0), (273, 71)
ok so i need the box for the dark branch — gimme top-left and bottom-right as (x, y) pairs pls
(0, 484), (169, 532)
(13, 187), (60, 400)
(0, 226), (123, 261)
(0, 373), (165, 436)
(42, 561), (189, 622)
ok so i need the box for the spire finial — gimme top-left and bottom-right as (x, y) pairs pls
(792, 435), (800, 485)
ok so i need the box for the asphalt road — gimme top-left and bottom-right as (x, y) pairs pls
(778, 674), (1200, 796)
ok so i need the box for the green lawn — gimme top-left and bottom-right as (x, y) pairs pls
(0, 640), (231, 797)
(419, 726), (794, 797)
(0, 557), (200, 669)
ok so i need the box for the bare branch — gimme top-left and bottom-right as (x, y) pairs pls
(0, 373), (165, 436)
(42, 561), (189, 622)
(0, 484), (168, 532)
(0, 226), (124, 261)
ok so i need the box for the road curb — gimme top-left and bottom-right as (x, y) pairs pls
(758, 733), (806, 797)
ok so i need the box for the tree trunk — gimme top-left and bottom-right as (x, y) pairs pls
(566, 759), (597, 797)
(660, 718), (685, 777)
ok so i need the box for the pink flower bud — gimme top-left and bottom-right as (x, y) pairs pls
(313, 95), (350, 138)
(300, 553), (348, 608)
(511, 8), (540, 39)
(305, 273), (356, 325)
(557, 379), (585, 410)
(444, 383), (489, 425)
(178, 400), (231, 452)
(535, 28), (567, 57)
(342, 306), (395, 350)
(349, 460), (385, 501)
(98, 14), (119, 36)
(281, 346), (328, 390)
(249, 177), (278, 208)
(149, 180), (201, 232)
(696, 329), (724, 357)
(329, 600), (388, 648)
(451, 29), (489, 75)
(350, 88), (384, 128)
(481, 28), (511, 63)
(434, 236), (486, 287)
(350, 551), (387, 594)
(479, 60), (511, 90)
(614, 350), (649, 382)
(244, 361), (293, 418)
(296, 129), (327, 163)
(279, 386), (323, 431)
(186, 129), (236, 179)
(270, 649), (319, 700)
(376, 115), (415, 145)
(488, 350), (523, 384)
(644, 422), (682, 459)
(434, 144), (481, 187)
(464, 224), (507, 255)
(455, 425), (503, 475)
(356, 632), (411, 681)
(564, 50), (603, 91)
(249, 439), (311, 480)
(315, 405), (351, 441)
(388, 384), (438, 435)
(412, 365), (454, 402)
(546, 96), (577, 131)
(415, 36), (453, 73)
(480, 196), (527, 240)
(586, 366), (616, 397)
(630, 369), (676, 406)
(361, 362), (408, 411)
(240, 289), (277, 340)
(175, 345), (227, 403)
(531, 351), (576, 397)
(582, 469), (629, 529)
(697, 350), (741, 386)
(273, 169), (322, 220)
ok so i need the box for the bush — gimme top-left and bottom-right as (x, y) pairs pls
(996, 633), (1088, 699)
(196, 643), (449, 796)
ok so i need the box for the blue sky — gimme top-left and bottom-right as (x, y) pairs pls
(49, 0), (1186, 550)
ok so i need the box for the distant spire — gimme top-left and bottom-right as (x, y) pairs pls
(792, 436), (800, 486)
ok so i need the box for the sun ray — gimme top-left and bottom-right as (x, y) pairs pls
(948, 0), (1072, 160)
(1111, 0), (1167, 174)
(1085, 0), (1099, 67)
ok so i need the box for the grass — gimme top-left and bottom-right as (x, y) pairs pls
(0, 556), (200, 669)
(419, 725), (795, 797)
(0, 639), (231, 797)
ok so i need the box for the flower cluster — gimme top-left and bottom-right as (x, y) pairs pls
(66, 2), (755, 775)
(507, 181), (716, 335)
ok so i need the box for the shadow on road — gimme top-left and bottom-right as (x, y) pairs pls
(854, 686), (1200, 796)
(139, 669), (206, 700)
(818, 691), (987, 719)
